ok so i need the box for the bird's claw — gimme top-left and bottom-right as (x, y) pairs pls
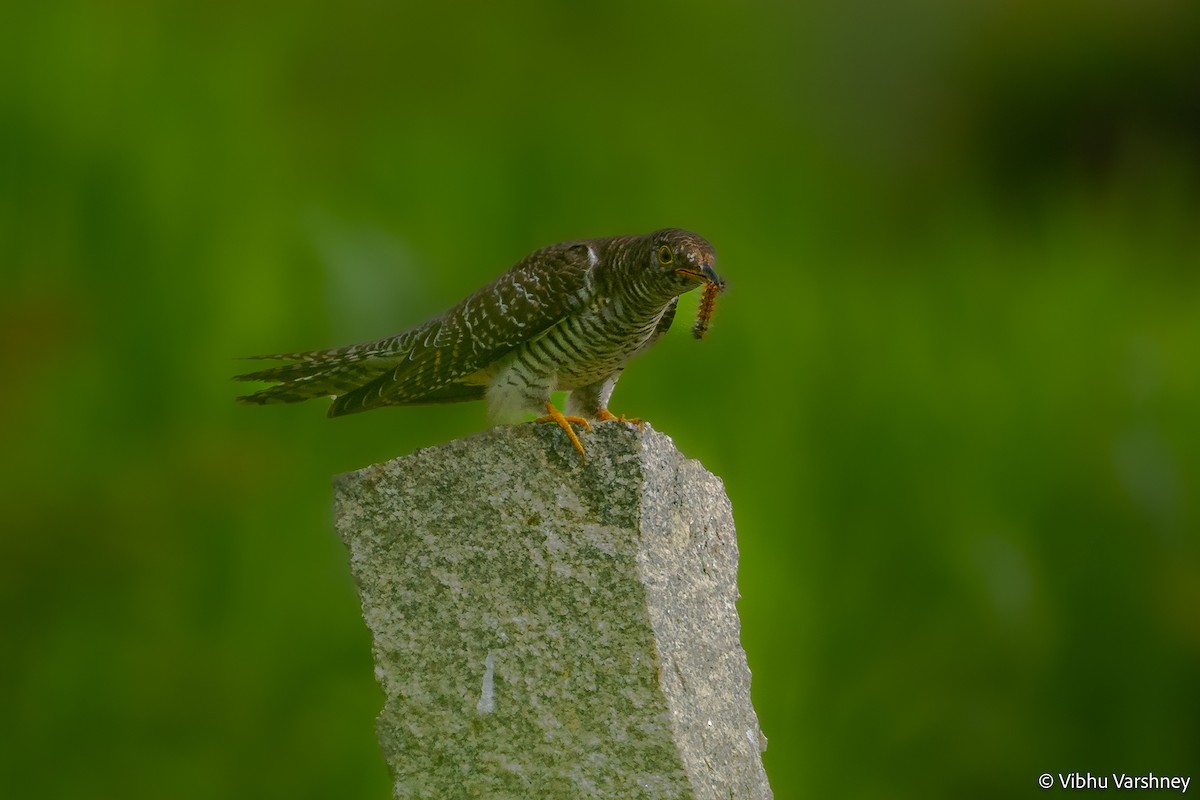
(596, 409), (645, 429)
(535, 402), (591, 462)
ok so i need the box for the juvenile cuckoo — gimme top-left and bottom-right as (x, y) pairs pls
(235, 228), (724, 458)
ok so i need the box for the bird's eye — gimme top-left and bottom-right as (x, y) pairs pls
(657, 245), (674, 265)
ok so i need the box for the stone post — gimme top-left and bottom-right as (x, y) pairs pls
(333, 422), (772, 799)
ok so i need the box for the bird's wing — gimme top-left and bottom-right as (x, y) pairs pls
(326, 241), (598, 416)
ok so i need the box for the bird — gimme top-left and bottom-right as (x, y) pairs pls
(235, 228), (724, 459)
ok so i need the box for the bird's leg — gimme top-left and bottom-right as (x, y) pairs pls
(596, 409), (644, 429)
(566, 376), (644, 429)
(535, 401), (592, 460)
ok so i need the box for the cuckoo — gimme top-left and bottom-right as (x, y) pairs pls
(235, 228), (725, 459)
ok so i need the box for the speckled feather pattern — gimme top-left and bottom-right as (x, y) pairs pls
(236, 229), (721, 422)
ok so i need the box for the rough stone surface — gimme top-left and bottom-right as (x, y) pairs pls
(334, 422), (772, 800)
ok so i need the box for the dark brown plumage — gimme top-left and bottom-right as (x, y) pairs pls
(236, 228), (723, 455)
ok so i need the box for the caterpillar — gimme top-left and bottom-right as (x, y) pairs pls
(691, 279), (723, 340)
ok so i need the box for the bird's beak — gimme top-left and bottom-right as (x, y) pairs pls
(700, 263), (724, 288)
(677, 263), (725, 289)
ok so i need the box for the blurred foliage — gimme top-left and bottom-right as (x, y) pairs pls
(3, 1), (1198, 798)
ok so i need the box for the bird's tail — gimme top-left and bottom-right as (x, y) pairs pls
(233, 341), (404, 408)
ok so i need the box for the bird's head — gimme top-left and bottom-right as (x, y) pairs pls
(645, 228), (724, 295)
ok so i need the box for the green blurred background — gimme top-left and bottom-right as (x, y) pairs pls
(3, 1), (1198, 797)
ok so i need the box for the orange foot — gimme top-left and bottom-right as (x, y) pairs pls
(597, 409), (645, 429)
(534, 401), (592, 461)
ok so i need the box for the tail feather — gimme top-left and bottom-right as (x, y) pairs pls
(235, 359), (396, 405)
(235, 359), (356, 386)
(234, 336), (414, 406)
(234, 321), (460, 409)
